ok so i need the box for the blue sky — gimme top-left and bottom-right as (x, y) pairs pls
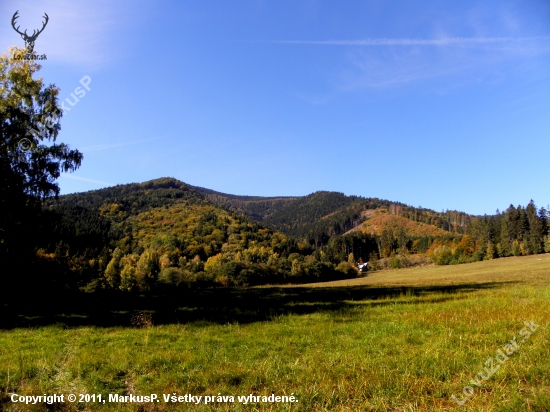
(2, 0), (549, 215)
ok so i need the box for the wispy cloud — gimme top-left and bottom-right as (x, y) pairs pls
(59, 174), (113, 186)
(277, 35), (550, 90)
(271, 36), (550, 46)
(79, 135), (168, 152)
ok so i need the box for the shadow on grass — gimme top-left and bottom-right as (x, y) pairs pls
(0, 281), (517, 329)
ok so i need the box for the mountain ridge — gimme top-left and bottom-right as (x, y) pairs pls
(186, 180), (471, 245)
(36, 177), (549, 291)
(54, 177), (472, 248)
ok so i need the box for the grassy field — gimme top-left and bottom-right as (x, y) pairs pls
(1, 254), (549, 411)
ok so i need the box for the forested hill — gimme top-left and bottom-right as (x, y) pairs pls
(35, 177), (549, 292)
(190, 186), (473, 246)
(47, 177), (472, 254)
(192, 186), (372, 243)
(41, 177), (359, 290)
(44, 178), (205, 254)
(263, 192), (387, 244)
(189, 185), (299, 222)
(44, 177), (297, 258)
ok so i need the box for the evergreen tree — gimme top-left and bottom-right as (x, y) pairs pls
(518, 206), (529, 241)
(507, 205), (520, 241)
(539, 207), (548, 237)
(526, 201), (543, 254)
(499, 214), (511, 257)
(485, 241), (496, 260)
(0, 47), (82, 269)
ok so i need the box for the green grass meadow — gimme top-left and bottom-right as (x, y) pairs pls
(1, 254), (549, 411)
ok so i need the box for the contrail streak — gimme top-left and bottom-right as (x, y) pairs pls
(270, 36), (550, 46)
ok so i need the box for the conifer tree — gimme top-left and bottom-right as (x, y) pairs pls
(499, 214), (511, 257)
(1, 47), (82, 266)
(539, 207), (548, 238)
(526, 201), (543, 254)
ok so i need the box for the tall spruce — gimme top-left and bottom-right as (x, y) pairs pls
(526, 200), (543, 254)
(499, 212), (511, 257)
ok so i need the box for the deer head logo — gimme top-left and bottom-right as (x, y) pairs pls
(11, 11), (49, 54)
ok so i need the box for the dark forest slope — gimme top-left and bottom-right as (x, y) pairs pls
(190, 186), (472, 246)
(190, 185), (298, 222)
